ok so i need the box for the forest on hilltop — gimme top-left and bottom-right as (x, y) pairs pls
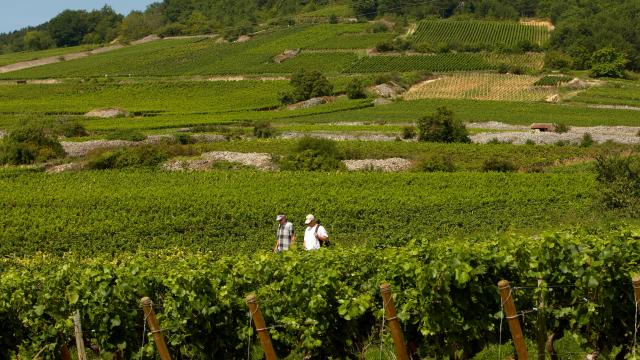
(0, 0), (639, 70)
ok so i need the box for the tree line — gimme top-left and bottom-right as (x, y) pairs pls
(1, 0), (639, 72)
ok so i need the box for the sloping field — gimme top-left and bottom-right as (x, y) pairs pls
(0, 25), (392, 79)
(345, 53), (493, 73)
(568, 81), (640, 108)
(0, 45), (96, 67)
(404, 73), (555, 101)
(0, 80), (286, 114)
(411, 20), (550, 49)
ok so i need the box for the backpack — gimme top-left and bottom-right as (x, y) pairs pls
(315, 221), (330, 247)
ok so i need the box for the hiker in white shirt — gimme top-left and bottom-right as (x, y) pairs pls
(303, 214), (329, 250)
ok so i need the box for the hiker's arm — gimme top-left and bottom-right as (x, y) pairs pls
(273, 238), (279, 252)
(316, 227), (329, 241)
(292, 233), (297, 247)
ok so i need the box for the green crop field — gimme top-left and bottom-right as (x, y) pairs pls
(0, 170), (606, 257)
(345, 53), (494, 73)
(411, 20), (550, 49)
(0, 25), (392, 79)
(0, 80), (286, 114)
(287, 98), (640, 127)
(568, 81), (640, 107)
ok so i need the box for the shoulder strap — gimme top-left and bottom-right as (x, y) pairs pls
(314, 224), (320, 235)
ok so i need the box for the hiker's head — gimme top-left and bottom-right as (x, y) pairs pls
(305, 214), (316, 226)
(276, 214), (286, 224)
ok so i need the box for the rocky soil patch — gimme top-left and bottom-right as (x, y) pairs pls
(287, 97), (332, 110)
(62, 134), (227, 157)
(46, 162), (83, 174)
(466, 122), (530, 131)
(370, 82), (404, 98)
(274, 49), (300, 63)
(280, 131), (399, 142)
(343, 158), (412, 172)
(84, 108), (130, 118)
(471, 126), (640, 145)
(163, 151), (275, 171)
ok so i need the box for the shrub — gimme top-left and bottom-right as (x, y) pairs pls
(417, 107), (470, 143)
(497, 63), (509, 74)
(55, 119), (88, 138)
(289, 69), (333, 102)
(0, 126), (65, 165)
(590, 47), (629, 79)
(418, 155), (455, 172)
(482, 158), (517, 172)
(346, 79), (367, 99)
(580, 133), (594, 148)
(595, 155), (640, 215)
(370, 22), (388, 33)
(328, 14), (339, 24)
(525, 139), (536, 146)
(508, 65), (525, 75)
(375, 41), (395, 52)
(554, 123), (570, 134)
(279, 137), (345, 171)
(401, 126), (416, 139)
(86, 146), (169, 170)
(545, 51), (573, 70)
(174, 133), (196, 145)
(253, 121), (274, 139)
(534, 76), (573, 86)
(105, 129), (146, 142)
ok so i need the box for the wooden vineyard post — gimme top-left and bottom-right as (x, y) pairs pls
(498, 280), (528, 360)
(379, 283), (410, 360)
(536, 280), (546, 360)
(633, 275), (640, 308)
(73, 310), (87, 360)
(140, 297), (172, 360)
(246, 294), (277, 360)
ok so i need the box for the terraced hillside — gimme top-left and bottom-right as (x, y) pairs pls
(411, 20), (550, 50)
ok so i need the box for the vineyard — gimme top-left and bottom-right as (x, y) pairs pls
(3, 9), (640, 359)
(344, 53), (494, 73)
(2, 228), (640, 358)
(410, 20), (550, 50)
(404, 74), (556, 102)
(0, 170), (601, 257)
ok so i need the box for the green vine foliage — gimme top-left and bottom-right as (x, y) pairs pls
(1, 228), (640, 358)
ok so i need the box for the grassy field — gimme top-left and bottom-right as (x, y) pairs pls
(568, 81), (640, 107)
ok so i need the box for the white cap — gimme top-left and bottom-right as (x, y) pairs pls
(276, 214), (285, 221)
(305, 214), (315, 224)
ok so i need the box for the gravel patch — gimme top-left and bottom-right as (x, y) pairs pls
(84, 108), (130, 118)
(201, 151), (275, 170)
(162, 159), (214, 171)
(162, 151), (275, 171)
(587, 104), (640, 111)
(62, 140), (134, 157)
(343, 158), (412, 172)
(62, 134), (227, 157)
(46, 163), (83, 174)
(279, 132), (400, 142)
(466, 122), (531, 131)
(472, 126), (640, 145)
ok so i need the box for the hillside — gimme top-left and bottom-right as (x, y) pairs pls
(1, 2), (640, 359)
